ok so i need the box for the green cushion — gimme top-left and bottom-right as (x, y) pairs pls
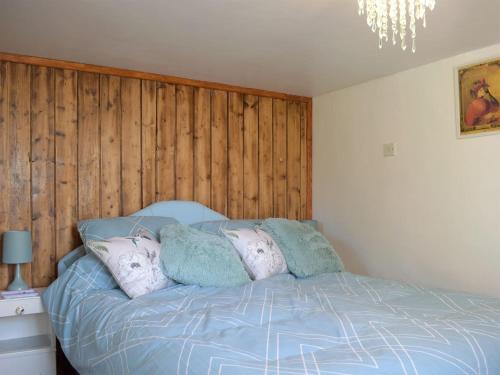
(160, 223), (251, 288)
(78, 216), (178, 252)
(261, 219), (344, 278)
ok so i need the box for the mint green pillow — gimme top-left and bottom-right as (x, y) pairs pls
(160, 223), (251, 287)
(261, 219), (344, 278)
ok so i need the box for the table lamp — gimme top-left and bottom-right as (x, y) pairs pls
(2, 231), (32, 290)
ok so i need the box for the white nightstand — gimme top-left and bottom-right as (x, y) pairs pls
(0, 289), (56, 375)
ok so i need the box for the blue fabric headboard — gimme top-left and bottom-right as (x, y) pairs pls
(57, 201), (228, 276)
(132, 200), (227, 224)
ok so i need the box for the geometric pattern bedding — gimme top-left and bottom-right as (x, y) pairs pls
(43, 257), (500, 375)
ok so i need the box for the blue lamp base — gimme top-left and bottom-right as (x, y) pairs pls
(7, 263), (29, 291)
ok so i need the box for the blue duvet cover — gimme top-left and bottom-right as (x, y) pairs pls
(43, 254), (500, 374)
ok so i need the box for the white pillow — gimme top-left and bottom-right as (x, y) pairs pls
(86, 236), (173, 298)
(222, 228), (288, 280)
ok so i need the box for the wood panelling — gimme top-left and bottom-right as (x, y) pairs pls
(156, 83), (176, 202)
(287, 101), (301, 220)
(141, 79), (157, 208)
(31, 66), (55, 286)
(193, 88), (211, 207)
(121, 78), (142, 215)
(258, 97), (273, 218)
(8, 63), (32, 284)
(54, 69), (78, 261)
(273, 99), (288, 218)
(300, 102), (308, 219)
(243, 95), (259, 219)
(78, 72), (100, 221)
(228, 92), (244, 219)
(305, 100), (313, 219)
(0, 62), (9, 287)
(100, 75), (121, 218)
(210, 90), (228, 216)
(0, 57), (312, 289)
(175, 85), (194, 201)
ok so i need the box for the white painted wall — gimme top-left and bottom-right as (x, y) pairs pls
(313, 43), (500, 298)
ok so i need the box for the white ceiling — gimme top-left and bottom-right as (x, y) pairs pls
(1, 0), (499, 97)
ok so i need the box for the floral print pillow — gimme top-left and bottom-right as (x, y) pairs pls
(222, 228), (288, 280)
(86, 236), (173, 298)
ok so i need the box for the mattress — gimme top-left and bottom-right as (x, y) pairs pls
(43, 256), (500, 374)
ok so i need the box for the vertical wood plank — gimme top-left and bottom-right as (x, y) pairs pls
(78, 72), (100, 220)
(55, 69), (78, 261)
(287, 101), (301, 220)
(300, 102), (307, 219)
(8, 63), (32, 285)
(306, 100), (313, 219)
(141, 80), (157, 207)
(121, 78), (142, 215)
(210, 90), (227, 215)
(175, 85), (194, 200)
(243, 94), (258, 219)
(258, 96), (273, 218)
(273, 99), (287, 218)
(0, 62), (9, 289)
(100, 75), (121, 218)
(31, 66), (55, 287)
(228, 92), (244, 219)
(194, 87), (211, 207)
(156, 83), (176, 201)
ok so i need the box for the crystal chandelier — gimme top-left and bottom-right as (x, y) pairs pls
(357, 0), (436, 52)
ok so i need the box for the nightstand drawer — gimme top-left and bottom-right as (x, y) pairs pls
(0, 289), (55, 374)
(0, 347), (56, 375)
(0, 297), (45, 318)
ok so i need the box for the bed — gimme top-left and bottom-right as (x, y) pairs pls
(43, 202), (500, 374)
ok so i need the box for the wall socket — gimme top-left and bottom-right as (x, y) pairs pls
(383, 143), (397, 157)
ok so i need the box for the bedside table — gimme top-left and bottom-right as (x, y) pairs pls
(0, 289), (56, 375)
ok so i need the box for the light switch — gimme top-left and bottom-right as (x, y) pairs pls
(383, 143), (397, 157)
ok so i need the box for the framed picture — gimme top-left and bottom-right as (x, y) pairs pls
(456, 57), (500, 138)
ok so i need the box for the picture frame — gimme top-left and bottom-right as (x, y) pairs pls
(455, 57), (500, 138)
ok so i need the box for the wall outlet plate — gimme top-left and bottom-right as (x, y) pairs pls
(383, 143), (397, 157)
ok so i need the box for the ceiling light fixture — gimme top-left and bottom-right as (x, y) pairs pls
(357, 0), (436, 52)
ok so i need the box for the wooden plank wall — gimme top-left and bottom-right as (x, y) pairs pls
(0, 57), (312, 289)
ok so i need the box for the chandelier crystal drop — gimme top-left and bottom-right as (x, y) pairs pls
(357, 0), (436, 52)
